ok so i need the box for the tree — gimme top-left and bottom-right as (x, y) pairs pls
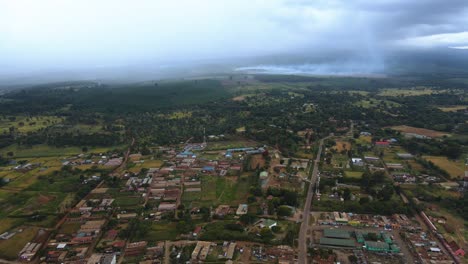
(277, 206), (293, 217)
(343, 188), (351, 201)
(259, 227), (274, 242)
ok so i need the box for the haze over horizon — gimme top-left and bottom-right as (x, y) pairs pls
(1, 0), (468, 84)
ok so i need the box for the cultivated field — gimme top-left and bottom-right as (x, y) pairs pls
(423, 156), (465, 179)
(391, 125), (450, 138)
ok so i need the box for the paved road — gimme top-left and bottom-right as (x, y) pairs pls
(298, 136), (328, 264)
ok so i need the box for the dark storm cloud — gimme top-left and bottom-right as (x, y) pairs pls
(1, 0), (468, 79)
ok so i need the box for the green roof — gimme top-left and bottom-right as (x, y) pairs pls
(323, 229), (351, 239)
(320, 238), (355, 248)
(365, 241), (390, 251)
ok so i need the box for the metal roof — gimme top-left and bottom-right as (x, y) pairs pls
(319, 237), (355, 247)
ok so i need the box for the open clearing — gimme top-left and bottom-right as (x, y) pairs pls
(333, 141), (351, 152)
(344, 171), (363, 179)
(0, 226), (39, 260)
(437, 105), (467, 112)
(378, 88), (442, 97)
(423, 156), (465, 179)
(0, 144), (123, 158)
(0, 116), (63, 134)
(391, 125), (450, 138)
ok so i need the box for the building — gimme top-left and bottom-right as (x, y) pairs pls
(319, 237), (355, 248)
(215, 205), (231, 217)
(236, 204), (248, 215)
(323, 229), (351, 239)
(226, 242), (236, 259)
(192, 241), (212, 260)
(18, 242), (42, 261)
(448, 241), (465, 257)
(256, 218), (277, 229)
(125, 241), (147, 256)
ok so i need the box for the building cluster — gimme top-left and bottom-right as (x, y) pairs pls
(318, 212), (415, 230)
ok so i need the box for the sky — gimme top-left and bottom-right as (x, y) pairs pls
(1, 0), (468, 79)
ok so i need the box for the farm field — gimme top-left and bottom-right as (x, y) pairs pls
(423, 156), (465, 179)
(390, 125), (450, 138)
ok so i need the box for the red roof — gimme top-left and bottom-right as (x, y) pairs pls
(193, 226), (202, 234)
(112, 241), (125, 248)
(375, 141), (390, 145)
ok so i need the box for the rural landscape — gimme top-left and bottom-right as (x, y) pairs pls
(0, 74), (466, 264)
(2, 1), (468, 264)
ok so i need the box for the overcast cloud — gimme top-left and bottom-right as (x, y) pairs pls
(1, 0), (468, 79)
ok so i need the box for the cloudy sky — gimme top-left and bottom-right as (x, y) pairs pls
(1, 0), (468, 78)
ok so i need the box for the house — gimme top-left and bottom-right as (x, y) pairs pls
(226, 242), (236, 260)
(215, 205), (231, 218)
(448, 241), (465, 257)
(19, 242), (42, 261)
(236, 204), (248, 215)
(193, 226), (202, 237)
(397, 153), (414, 159)
(351, 158), (364, 166)
(125, 241), (147, 256)
(256, 218), (277, 229)
(260, 171), (269, 179)
(158, 203), (177, 211)
(375, 141), (390, 147)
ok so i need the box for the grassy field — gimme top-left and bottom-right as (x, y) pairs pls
(194, 175), (250, 207)
(127, 159), (163, 173)
(0, 144), (124, 158)
(0, 226), (39, 260)
(378, 88), (442, 97)
(437, 105), (467, 112)
(331, 154), (349, 168)
(344, 171), (363, 179)
(355, 98), (400, 108)
(0, 115), (63, 134)
(423, 156), (465, 179)
(390, 125), (450, 138)
(144, 222), (179, 242)
(355, 135), (372, 146)
(333, 141), (351, 152)
(204, 139), (257, 151)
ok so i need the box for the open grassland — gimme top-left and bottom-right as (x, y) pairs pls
(0, 115), (63, 134)
(204, 139), (257, 151)
(354, 98), (401, 108)
(0, 226), (39, 260)
(331, 154), (349, 168)
(344, 171), (363, 179)
(437, 105), (467, 112)
(144, 222), (179, 242)
(0, 144), (123, 158)
(191, 175), (250, 207)
(127, 159), (163, 173)
(333, 141), (351, 152)
(423, 156), (465, 179)
(378, 87), (444, 97)
(391, 125), (450, 138)
(355, 135), (372, 145)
